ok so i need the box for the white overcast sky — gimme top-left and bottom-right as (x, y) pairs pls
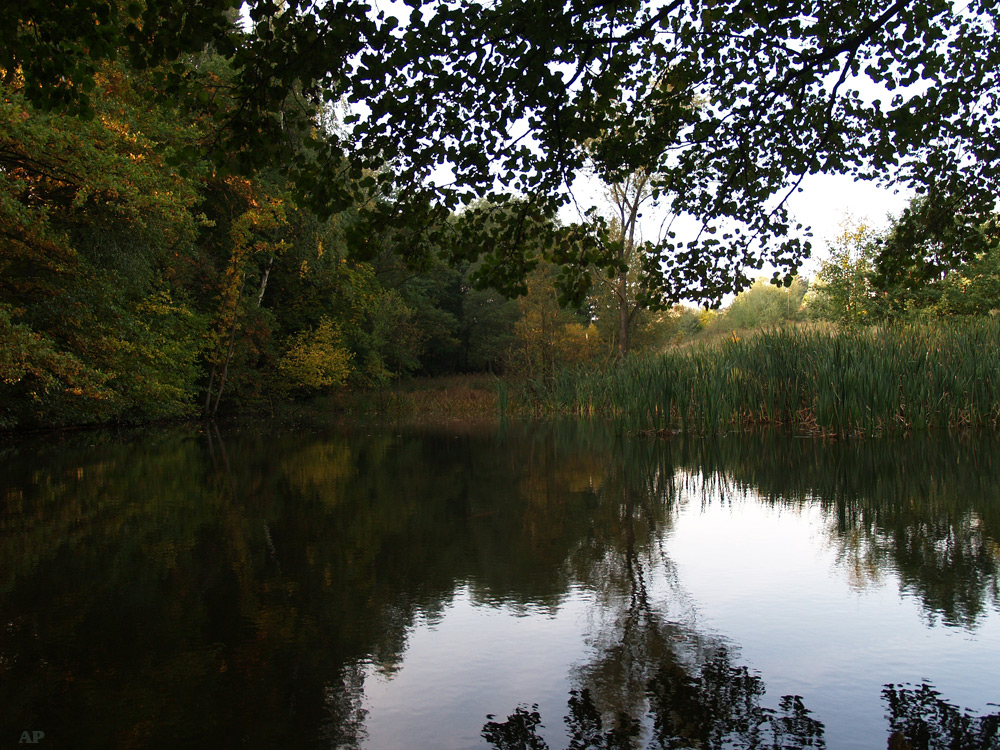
(789, 175), (912, 274)
(561, 170), (913, 285)
(783, 174), (913, 275)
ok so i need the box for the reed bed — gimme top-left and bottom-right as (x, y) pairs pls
(504, 319), (1000, 436)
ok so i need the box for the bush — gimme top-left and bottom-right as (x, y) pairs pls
(278, 318), (354, 393)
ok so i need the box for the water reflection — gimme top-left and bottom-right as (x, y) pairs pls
(484, 682), (1000, 750)
(0, 423), (998, 747)
(484, 668), (826, 749)
(883, 683), (1000, 750)
(483, 690), (640, 750)
(686, 434), (1000, 628)
(484, 431), (828, 749)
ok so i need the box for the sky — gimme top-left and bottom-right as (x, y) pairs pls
(783, 174), (913, 275)
(561, 169), (914, 289)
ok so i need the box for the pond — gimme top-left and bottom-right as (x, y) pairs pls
(1, 420), (999, 749)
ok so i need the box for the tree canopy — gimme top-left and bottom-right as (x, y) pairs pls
(4, 0), (1000, 427)
(5, 0), (999, 305)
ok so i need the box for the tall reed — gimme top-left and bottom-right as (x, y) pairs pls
(506, 319), (1000, 435)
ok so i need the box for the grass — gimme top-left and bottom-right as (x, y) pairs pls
(308, 373), (500, 423)
(503, 319), (1000, 436)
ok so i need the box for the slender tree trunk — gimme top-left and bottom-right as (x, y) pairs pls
(205, 273), (246, 417)
(257, 255), (273, 306)
(618, 273), (630, 358)
(203, 363), (217, 417)
(612, 172), (645, 359)
(211, 291), (242, 416)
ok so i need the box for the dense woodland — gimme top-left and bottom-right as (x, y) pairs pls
(2, 0), (999, 430)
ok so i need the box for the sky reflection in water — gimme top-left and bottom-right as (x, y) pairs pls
(1, 422), (998, 748)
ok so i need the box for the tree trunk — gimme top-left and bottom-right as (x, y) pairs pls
(203, 363), (217, 417)
(204, 273), (246, 417)
(617, 273), (630, 358)
(211, 293), (242, 417)
(257, 255), (273, 306)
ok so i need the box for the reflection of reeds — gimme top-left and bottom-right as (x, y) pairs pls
(508, 319), (1000, 436)
(304, 374), (500, 421)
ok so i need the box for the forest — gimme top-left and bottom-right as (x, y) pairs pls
(2, 0), (999, 430)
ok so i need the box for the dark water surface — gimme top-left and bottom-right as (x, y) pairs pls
(2, 421), (999, 749)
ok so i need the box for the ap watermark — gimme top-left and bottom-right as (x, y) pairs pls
(18, 731), (45, 744)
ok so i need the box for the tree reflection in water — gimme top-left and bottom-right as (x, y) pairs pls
(482, 682), (1000, 750)
(483, 675), (825, 749)
(2, 422), (999, 747)
(693, 433), (1000, 629)
(484, 690), (639, 750)
(480, 430), (1000, 750)
(647, 656), (824, 749)
(883, 683), (1000, 750)
(483, 670), (1000, 749)
(483, 438), (826, 750)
